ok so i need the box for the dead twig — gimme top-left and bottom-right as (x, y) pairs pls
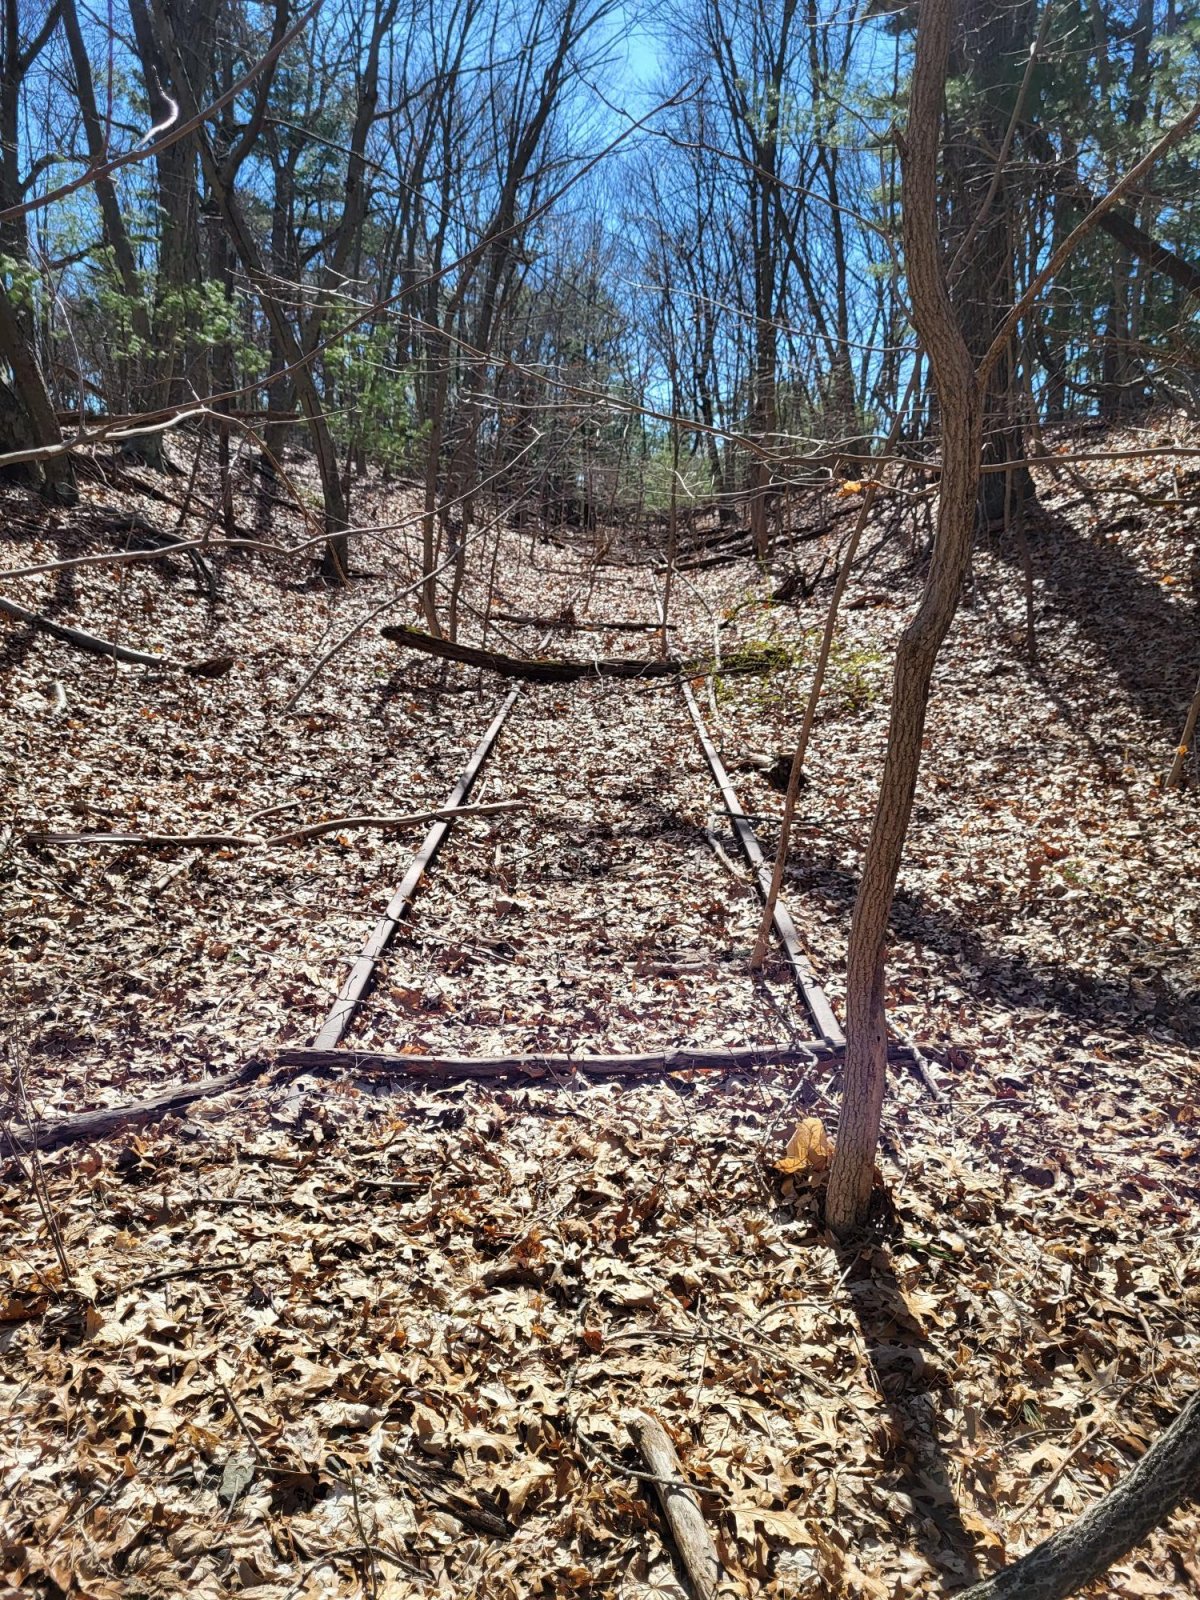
(266, 803), (521, 845)
(3, 1045), (74, 1286)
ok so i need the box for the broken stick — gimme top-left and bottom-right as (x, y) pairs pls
(0, 595), (172, 667)
(277, 1043), (845, 1077)
(1, 1061), (267, 1158)
(624, 1409), (723, 1600)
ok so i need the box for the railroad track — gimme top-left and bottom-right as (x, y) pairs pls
(9, 652), (886, 1159)
(276, 667), (845, 1080)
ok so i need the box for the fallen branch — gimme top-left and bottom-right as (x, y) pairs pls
(1, 1061), (267, 1157)
(381, 622), (689, 681)
(958, 1388), (1200, 1600)
(380, 623), (776, 683)
(267, 803), (521, 844)
(624, 1410), (723, 1600)
(23, 801), (523, 851)
(9, 1039), (918, 1159)
(0, 595), (173, 667)
(28, 830), (253, 848)
(0, 532), (292, 583)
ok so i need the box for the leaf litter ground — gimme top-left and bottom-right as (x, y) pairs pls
(1, 423), (1198, 1597)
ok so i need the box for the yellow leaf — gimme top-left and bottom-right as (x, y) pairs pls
(958, 1508), (1004, 1549)
(777, 1116), (833, 1174)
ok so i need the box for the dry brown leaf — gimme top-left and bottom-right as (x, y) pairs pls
(777, 1116), (833, 1174)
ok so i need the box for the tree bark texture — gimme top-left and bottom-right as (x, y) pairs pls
(825, 0), (983, 1235)
(958, 1389), (1200, 1600)
(0, 0), (76, 503)
(61, 0), (154, 420)
(947, 0), (1033, 519)
(0, 287), (75, 503)
(623, 1409), (723, 1600)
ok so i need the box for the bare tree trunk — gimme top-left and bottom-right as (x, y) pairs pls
(825, 0), (982, 1237)
(60, 0), (154, 421)
(0, 287), (76, 503)
(947, 0), (1033, 524)
(0, 0), (76, 504)
(126, 0), (213, 413)
(264, 132), (300, 465)
(143, 0), (351, 580)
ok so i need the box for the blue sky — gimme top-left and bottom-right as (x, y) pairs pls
(623, 24), (662, 89)
(614, 3), (664, 102)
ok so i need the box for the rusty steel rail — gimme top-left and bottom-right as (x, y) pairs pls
(680, 679), (845, 1048)
(310, 688), (521, 1051)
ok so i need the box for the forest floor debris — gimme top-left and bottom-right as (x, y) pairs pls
(2, 419), (1198, 1596)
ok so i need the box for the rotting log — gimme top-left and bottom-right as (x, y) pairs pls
(0, 595), (173, 667)
(624, 1409), (723, 1600)
(381, 623), (689, 681)
(681, 680), (845, 1047)
(957, 1388), (1200, 1600)
(381, 624), (781, 683)
(311, 689), (521, 1050)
